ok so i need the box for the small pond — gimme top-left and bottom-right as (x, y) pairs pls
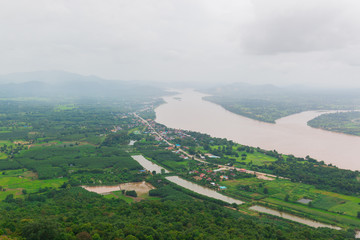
(131, 155), (169, 173)
(297, 198), (313, 204)
(166, 176), (243, 205)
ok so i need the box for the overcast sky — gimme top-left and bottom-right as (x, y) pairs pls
(1, 0), (360, 87)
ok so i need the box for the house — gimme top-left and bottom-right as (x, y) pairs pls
(219, 186), (227, 190)
(220, 175), (229, 180)
(200, 173), (206, 178)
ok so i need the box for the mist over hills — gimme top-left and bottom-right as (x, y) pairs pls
(0, 71), (167, 100)
(199, 82), (360, 101)
(198, 82), (360, 123)
(2, 70), (360, 104)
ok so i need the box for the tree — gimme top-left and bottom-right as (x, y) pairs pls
(124, 235), (138, 240)
(4, 194), (14, 203)
(76, 231), (92, 240)
(284, 194), (289, 202)
(263, 188), (269, 194)
(21, 220), (60, 240)
(126, 190), (137, 197)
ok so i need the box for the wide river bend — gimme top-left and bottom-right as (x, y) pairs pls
(155, 90), (360, 171)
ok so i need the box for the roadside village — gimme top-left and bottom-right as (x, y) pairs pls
(123, 115), (267, 191)
(106, 111), (286, 195)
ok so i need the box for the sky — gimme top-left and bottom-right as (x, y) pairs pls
(1, 0), (360, 87)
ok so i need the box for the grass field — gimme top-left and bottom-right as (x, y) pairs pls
(54, 104), (76, 111)
(264, 198), (360, 228)
(0, 169), (67, 201)
(103, 191), (135, 203)
(161, 159), (188, 170)
(219, 176), (360, 227)
(0, 140), (15, 146)
(234, 150), (278, 166)
(197, 145), (278, 166)
(0, 153), (7, 160)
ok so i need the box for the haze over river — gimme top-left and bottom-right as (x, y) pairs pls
(155, 90), (360, 171)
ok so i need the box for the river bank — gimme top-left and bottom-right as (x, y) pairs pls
(155, 89), (360, 170)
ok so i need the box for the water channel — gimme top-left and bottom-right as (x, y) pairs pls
(131, 154), (343, 230)
(249, 205), (341, 230)
(166, 176), (243, 205)
(155, 90), (360, 170)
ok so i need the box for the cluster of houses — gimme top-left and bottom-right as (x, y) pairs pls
(108, 114), (144, 131)
(187, 165), (248, 190)
(144, 120), (196, 142)
(110, 126), (123, 133)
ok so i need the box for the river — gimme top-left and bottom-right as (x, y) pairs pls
(155, 90), (360, 170)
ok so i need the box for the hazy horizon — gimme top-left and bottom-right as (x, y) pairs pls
(2, 1), (360, 88)
(1, 70), (360, 91)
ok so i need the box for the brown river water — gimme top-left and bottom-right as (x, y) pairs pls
(155, 90), (360, 171)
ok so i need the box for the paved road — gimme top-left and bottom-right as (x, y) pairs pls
(134, 113), (286, 180)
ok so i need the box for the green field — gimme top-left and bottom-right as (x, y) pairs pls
(54, 104), (76, 111)
(0, 169), (67, 201)
(0, 153), (7, 159)
(103, 191), (135, 203)
(264, 198), (360, 228)
(219, 177), (360, 227)
(196, 145), (278, 166)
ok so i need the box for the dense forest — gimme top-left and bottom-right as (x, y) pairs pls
(1, 184), (353, 240)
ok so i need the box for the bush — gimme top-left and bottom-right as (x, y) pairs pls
(125, 190), (137, 197)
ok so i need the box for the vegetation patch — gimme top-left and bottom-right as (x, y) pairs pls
(308, 111), (360, 136)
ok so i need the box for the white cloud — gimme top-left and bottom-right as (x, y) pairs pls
(240, 0), (360, 54)
(0, 0), (360, 87)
